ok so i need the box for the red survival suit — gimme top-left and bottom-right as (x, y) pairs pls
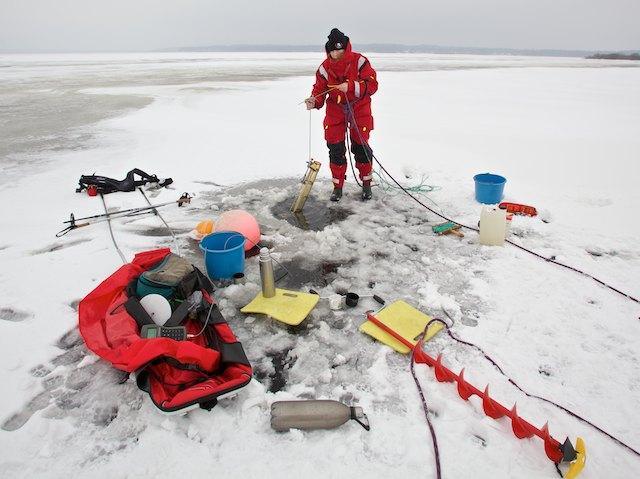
(310, 41), (379, 188)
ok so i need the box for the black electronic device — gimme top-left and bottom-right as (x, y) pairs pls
(140, 324), (187, 341)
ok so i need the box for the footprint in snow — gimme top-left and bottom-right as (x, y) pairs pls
(69, 299), (81, 312)
(30, 238), (92, 255)
(0, 307), (30, 322)
(1, 327), (132, 433)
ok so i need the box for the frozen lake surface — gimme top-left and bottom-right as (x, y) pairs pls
(1, 52), (639, 478)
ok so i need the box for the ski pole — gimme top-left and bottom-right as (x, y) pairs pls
(56, 193), (192, 237)
(138, 188), (181, 256)
(62, 193), (191, 224)
(100, 193), (127, 264)
(56, 209), (159, 237)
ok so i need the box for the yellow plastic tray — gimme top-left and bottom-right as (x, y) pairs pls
(241, 288), (319, 326)
(360, 300), (443, 354)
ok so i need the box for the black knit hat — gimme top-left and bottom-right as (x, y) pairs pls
(325, 28), (349, 52)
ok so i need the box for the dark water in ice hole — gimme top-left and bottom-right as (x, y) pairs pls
(271, 195), (353, 232)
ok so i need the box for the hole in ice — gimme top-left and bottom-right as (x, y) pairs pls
(271, 195), (353, 231)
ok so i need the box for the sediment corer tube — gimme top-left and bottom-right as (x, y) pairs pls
(259, 247), (276, 298)
(271, 400), (370, 432)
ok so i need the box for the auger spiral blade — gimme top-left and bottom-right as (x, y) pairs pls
(413, 340), (585, 474)
(482, 386), (505, 419)
(456, 369), (474, 400)
(366, 311), (586, 477)
(434, 354), (456, 383)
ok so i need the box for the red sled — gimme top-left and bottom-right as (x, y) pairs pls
(499, 202), (538, 217)
(78, 248), (252, 412)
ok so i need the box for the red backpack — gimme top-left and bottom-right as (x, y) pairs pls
(78, 248), (252, 412)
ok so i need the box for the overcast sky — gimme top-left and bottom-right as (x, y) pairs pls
(1, 0), (638, 52)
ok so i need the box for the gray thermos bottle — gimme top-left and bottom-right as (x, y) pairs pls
(259, 247), (276, 298)
(270, 400), (370, 431)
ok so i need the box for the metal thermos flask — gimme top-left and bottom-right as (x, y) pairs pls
(259, 247), (276, 298)
(270, 400), (370, 431)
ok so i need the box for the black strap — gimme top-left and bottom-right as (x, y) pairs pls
(127, 293), (228, 334)
(172, 268), (213, 300)
(174, 269), (197, 299)
(136, 369), (151, 392)
(126, 266), (206, 328)
(125, 295), (191, 329)
(199, 399), (218, 411)
(207, 305), (228, 325)
(124, 297), (155, 327)
(195, 268), (214, 293)
(219, 342), (251, 366)
(164, 300), (191, 327)
(197, 305), (250, 366)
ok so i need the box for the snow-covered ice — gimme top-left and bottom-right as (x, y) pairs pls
(0, 52), (639, 478)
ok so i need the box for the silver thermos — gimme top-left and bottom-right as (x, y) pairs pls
(270, 400), (370, 431)
(259, 247), (276, 298)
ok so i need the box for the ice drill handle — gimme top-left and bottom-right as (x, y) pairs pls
(259, 247), (276, 298)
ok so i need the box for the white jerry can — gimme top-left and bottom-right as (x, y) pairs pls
(479, 206), (507, 246)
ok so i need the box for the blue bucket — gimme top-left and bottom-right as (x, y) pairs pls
(474, 173), (506, 204)
(199, 232), (245, 280)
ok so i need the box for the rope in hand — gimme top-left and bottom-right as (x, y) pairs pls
(342, 101), (440, 200)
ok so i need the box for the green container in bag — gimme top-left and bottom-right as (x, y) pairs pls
(136, 254), (195, 299)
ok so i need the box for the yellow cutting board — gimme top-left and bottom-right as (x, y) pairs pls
(360, 300), (443, 354)
(241, 289), (319, 326)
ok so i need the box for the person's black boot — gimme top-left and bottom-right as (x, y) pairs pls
(330, 187), (343, 202)
(361, 184), (372, 201)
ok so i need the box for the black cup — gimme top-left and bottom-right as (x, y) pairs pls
(345, 292), (359, 307)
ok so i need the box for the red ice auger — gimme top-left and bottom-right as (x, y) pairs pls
(366, 312), (587, 479)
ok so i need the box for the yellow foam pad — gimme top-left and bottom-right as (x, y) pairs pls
(359, 300), (443, 354)
(240, 288), (320, 326)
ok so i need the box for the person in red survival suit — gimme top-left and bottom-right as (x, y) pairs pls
(305, 28), (379, 202)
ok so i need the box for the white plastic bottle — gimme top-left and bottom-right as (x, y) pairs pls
(479, 206), (507, 246)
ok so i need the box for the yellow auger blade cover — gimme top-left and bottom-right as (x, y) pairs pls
(565, 437), (586, 479)
(360, 300), (443, 354)
(241, 289), (319, 326)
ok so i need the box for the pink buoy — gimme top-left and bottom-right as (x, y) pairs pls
(215, 209), (260, 251)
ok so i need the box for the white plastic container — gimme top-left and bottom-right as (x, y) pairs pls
(479, 207), (507, 246)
